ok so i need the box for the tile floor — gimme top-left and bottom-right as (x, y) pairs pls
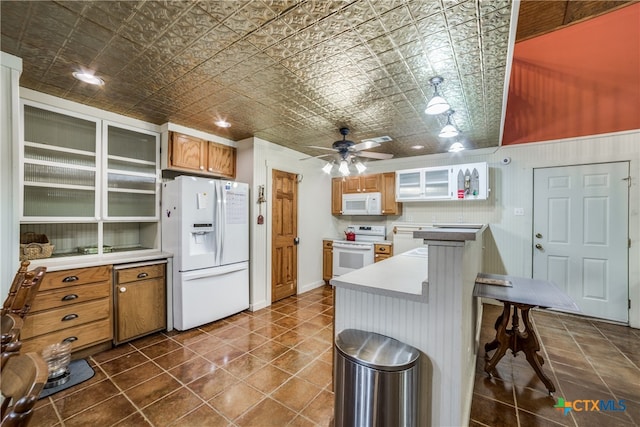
(31, 286), (639, 426)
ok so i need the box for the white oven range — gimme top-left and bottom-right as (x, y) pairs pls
(332, 225), (386, 276)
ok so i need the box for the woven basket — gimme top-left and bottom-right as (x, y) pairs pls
(20, 232), (55, 260)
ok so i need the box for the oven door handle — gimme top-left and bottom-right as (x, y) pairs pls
(333, 242), (372, 250)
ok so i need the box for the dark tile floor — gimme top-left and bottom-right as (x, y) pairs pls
(31, 286), (639, 426)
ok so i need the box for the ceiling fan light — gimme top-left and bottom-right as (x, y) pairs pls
(72, 71), (104, 86)
(439, 124), (459, 138)
(339, 160), (350, 176)
(322, 162), (333, 174)
(425, 96), (450, 115)
(355, 161), (366, 174)
(448, 142), (465, 152)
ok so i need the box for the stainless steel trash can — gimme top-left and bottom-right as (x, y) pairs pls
(334, 329), (420, 427)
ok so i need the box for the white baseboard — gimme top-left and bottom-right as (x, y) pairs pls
(298, 280), (326, 295)
(249, 300), (268, 312)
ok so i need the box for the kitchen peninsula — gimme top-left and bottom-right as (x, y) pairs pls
(331, 225), (485, 427)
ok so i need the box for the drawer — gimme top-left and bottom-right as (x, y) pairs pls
(40, 266), (112, 291)
(30, 281), (110, 312)
(323, 240), (333, 249)
(23, 298), (110, 338)
(21, 318), (112, 354)
(117, 263), (165, 284)
(374, 244), (392, 255)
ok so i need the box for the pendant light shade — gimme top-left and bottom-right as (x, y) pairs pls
(322, 162), (333, 174)
(438, 110), (459, 138)
(448, 142), (465, 152)
(338, 160), (350, 176)
(355, 161), (366, 174)
(425, 76), (450, 115)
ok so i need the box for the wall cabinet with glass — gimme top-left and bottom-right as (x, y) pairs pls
(20, 101), (160, 259)
(395, 162), (489, 202)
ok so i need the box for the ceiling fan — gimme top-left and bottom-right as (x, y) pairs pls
(303, 127), (394, 163)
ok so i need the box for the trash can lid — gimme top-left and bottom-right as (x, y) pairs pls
(335, 329), (420, 371)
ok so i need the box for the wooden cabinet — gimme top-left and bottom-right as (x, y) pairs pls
(168, 131), (236, 179)
(323, 240), (333, 283)
(331, 178), (343, 215)
(380, 172), (402, 215)
(21, 265), (113, 354)
(374, 243), (393, 262)
(342, 175), (381, 194)
(114, 261), (166, 344)
(332, 173), (401, 216)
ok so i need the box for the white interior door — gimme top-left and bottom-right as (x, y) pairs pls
(533, 162), (629, 322)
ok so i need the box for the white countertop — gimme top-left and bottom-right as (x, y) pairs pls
(414, 224), (486, 242)
(26, 250), (173, 272)
(330, 248), (428, 302)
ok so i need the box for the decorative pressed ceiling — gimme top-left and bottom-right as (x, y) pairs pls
(1, 1), (630, 159)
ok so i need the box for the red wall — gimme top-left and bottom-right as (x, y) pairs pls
(503, 3), (640, 145)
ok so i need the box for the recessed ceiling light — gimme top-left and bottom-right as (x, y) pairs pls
(411, 145), (424, 150)
(215, 120), (231, 128)
(72, 71), (104, 86)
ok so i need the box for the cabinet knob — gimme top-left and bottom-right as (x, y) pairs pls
(200, 166), (204, 170)
(208, 167), (213, 172)
(120, 287), (127, 293)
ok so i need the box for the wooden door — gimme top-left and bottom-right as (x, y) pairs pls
(360, 174), (381, 192)
(207, 141), (236, 178)
(381, 172), (401, 215)
(342, 176), (362, 193)
(170, 132), (205, 171)
(533, 162), (629, 322)
(116, 277), (166, 342)
(331, 178), (343, 215)
(322, 240), (333, 282)
(271, 170), (298, 302)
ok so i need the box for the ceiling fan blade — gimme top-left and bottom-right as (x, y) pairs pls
(306, 145), (337, 152)
(357, 151), (394, 160)
(299, 153), (333, 161)
(351, 141), (380, 151)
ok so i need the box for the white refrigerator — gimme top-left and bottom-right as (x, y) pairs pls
(162, 176), (249, 330)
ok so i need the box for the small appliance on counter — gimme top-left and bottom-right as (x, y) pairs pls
(333, 224), (386, 276)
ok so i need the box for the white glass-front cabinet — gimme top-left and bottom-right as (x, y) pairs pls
(395, 162), (489, 202)
(396, 166), (452, 201)
(20, 101), (160, 258)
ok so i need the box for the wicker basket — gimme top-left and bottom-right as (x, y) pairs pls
(20, 232), (55, 260)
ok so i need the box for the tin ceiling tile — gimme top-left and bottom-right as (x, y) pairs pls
(1, 0), (527, 158)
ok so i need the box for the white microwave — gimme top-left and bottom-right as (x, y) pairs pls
(342, 192), (382, 215)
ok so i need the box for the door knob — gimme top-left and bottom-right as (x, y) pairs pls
(535, 244), (543, 250)
(535, 233), (542, 238)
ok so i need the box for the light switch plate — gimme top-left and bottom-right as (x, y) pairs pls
(514, 208), (524, 216)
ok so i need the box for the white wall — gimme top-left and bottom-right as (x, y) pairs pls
(0, 52), (22, 299)
(346, 130), (640, 328)
(237, 137), (334, 311)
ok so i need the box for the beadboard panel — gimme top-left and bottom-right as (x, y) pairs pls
(334, 237), (482, 426)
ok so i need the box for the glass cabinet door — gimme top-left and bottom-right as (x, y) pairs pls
(104, 124), (159, 219)
(423, 168), (451, 199)
(21, 103), (98, 219)
(396, 169), (423, 200)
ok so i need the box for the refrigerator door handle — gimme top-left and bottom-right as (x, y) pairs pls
(181, 262), (248, 280)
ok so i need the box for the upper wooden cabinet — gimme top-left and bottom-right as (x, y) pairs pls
(168, 131), (236, 179)
(380, 172), (402, 215)
(332, 173), (401, 216)
(342, 174), (381, 194)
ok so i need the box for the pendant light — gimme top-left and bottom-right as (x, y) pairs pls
(438, 110), (459, 138)
(338, 160), (350, 176)
(448, 142), (465, 152)
(425, 76), (450, 115)
(355, 161), (366, 174)
(322, 162), (333, 174)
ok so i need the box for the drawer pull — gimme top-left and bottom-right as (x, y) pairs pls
(63, 275), (79, 283)
(61, 294), (79, 301)
(137, 272), (149, 279)
(61, 314), (78, 322)
(62, 336), (78, 343)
